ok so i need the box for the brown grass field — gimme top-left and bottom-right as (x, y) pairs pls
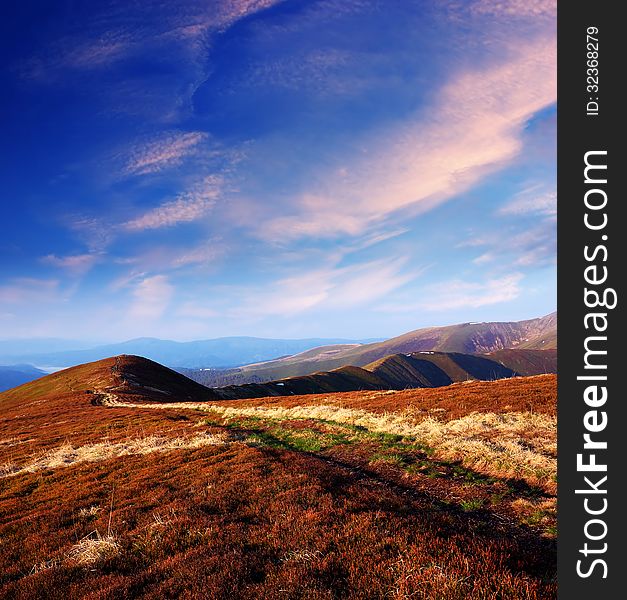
(0, 357), (557, 599)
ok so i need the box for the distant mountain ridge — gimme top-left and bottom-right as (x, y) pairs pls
(0, 336), (381, 370)
(185, 313), (557, 387)
(0, 365), (47, 392)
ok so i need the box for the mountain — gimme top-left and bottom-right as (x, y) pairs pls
(0, 336), (380, 370)
(185, 313), (557, 387)
(0, 364), (47, 392)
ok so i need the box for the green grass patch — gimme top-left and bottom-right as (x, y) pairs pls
(369, 452), (409, 467)
(460, 498), (484, 512)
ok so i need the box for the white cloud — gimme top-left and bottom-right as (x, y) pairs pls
(470, 207), (555, 268)
(499, 186), (556, 217)
(128, 275), (174, 319)
(472, 233), (555, 268)
(123, 176), (221, 231)
(419, 274), (523, 311)
(234, 257), (418, 317)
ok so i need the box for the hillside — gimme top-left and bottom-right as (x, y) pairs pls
(186, 313), (557, 386)
(0, 359), (557, 598)
(0, 356), (219, 411)
(490, 349), (557, 376)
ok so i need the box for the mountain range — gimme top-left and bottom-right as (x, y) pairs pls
(1, 348), (556, 406)
(184, 312), (557, 387)
(0, 336), (380, 370)
(0, 313), (556, 393)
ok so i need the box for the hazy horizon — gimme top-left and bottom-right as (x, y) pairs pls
(1, 1), (556, 341)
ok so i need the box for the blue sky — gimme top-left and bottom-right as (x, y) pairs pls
(0, 0), (556, 342)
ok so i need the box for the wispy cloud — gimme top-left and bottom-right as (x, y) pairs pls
(234, 256), (419, 317)
(418, 274), (523, 312)
(470, 184), (556, 268)
(128, 275), (173, 320)
(498, 186), (556, 217)
(472, 223), (555, 268)
(123, 176), (221, 231)
(258, 35), (556, 242)
(470, 0), (556, 18)
(0, 278), (61, 304)
(68, 216), (116, 254)
(41, 253), (100, 276)
(170, 240), (226, 267)
(123, 131), (208, 176)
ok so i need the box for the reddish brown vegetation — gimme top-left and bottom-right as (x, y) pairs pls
(217, 374), (557, 420)
(0, 359), (557, 599)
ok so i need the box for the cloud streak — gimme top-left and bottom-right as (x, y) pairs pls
(258, 34), (556, 242)
(128, 275), (174, 320)
(123, 131), (208, 176)
(419, 274), (524, 312)
(499, 186), (556, 217)
(123, 176), (221, 231)
(41, 253), (100, 276)
(233, 257), (419, 317)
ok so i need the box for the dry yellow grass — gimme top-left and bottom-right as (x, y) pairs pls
(100, 395), (556, 491)
(67, 531), (120, 566)
(1, 432), (230, 478)
(206, 404), (556, 490)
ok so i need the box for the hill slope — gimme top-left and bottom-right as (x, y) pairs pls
(489, 348), (557, 376)
(0, 355), (219, 410)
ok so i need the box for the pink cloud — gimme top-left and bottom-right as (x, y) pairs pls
(259, 34), (556, 242)
(123, 176), (221, 231)
(0, 278), (61, 304)
(124, 131), (208, 176)
(41, 253), (100, 276)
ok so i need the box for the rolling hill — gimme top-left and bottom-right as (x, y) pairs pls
(186, 313), (557, 387)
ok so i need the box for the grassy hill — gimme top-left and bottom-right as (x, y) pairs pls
(0, 356), (556, 598)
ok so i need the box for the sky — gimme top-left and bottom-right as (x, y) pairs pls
(0, 0), (556, 342)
